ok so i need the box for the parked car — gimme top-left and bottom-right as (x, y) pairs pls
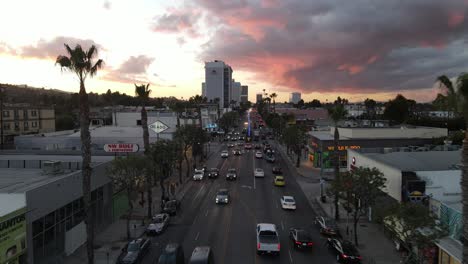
(226, 168), (237, 180)
(274, 176), (285, 187)
(158, 243), (185, 264)
(215, 189), (229, 204)
(256, 223), (280, 256)
(289, 228), (313, 249)
(207, 168), (219, 178)
(265, 154), (275, 163)
(272, 167), (282, 174)
(163, 200), (180, 216)
(147, 213), (169, 235)
(227, 143), (235, 148)
(315, 216), (341, 237)
(254, 168), (265, 178)
(327, 238), (362, 263)
(255, 151), (263, 159)
(221, 150), (229, 158)
(119, 238), (151, 264)
(280, 196), (296, 210)
(189, 246), (214, 264)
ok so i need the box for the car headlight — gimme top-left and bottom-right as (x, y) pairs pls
(216, 198), (219, 202)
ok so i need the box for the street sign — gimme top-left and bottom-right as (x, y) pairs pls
(149, 120), (169, 134)
(104, 143), (139, 153)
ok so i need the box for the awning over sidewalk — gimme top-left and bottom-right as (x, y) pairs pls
(436, 237), (462, 262)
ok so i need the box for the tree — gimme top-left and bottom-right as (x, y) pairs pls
(364, 98), (377, 120)
(191, 127), (209, 164)
(148, 140), (179, 201)
(218, 111), (240, 133)
(270, 93), (277, 113)
(436, 75), (459, 114)
(174, 125), (198, 178)
(328, 102), (348, 221)
(385, 203), (446, 263)
(107, 155), (147, 240)
(281, 125), (307, 167)
(56, 44), (103, 264)
(330, 167), (386, 246)
(189, 95), (207, 125)
(306, 99), (322, 108)
(295, 99), (305, 109)
(134, 83), (153, 218)
(383, 94), (412, 124)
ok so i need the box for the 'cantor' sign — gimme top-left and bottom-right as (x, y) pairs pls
(104, 143), (139, 153)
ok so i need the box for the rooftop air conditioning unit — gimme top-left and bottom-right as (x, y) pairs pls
(42, 161), (63, 175)
(383, 147), (393, 154)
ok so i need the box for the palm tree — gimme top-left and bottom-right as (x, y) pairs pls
(270, 93), (277, 113)
(437, 74), (468, 262)
(134, 83), (152, 218)
(328, 103), (348, 221)
(56, 44), (103, 264)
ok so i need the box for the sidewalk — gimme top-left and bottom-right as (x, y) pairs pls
(273, 141), (402, 264)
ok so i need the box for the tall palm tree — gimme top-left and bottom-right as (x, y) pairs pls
(437, 74), (468, 261)
(270, 93), (277, 113)
(135, 83), (152, 218)
(56, 44), (103, 264)
(328, 103), (347, 221)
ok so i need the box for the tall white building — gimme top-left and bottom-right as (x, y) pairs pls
(201, 82), (206, 97)
(203, 60), (233, 109)
(240, 85), (248, 103)
(231, 79), (241, 106)
(289, 92), (301, 104)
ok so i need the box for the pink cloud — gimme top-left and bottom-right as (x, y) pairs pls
(20, 36), (104, 60)
(338, 64), (365, 75)
(448, 12), (464, 27)
(367, 55), (378, 64)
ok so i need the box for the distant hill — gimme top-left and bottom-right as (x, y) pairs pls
(0, 83), (72, 106)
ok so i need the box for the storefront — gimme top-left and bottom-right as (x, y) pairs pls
(0, 195), (27, 264)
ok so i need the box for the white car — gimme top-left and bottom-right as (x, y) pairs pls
(280, 196), (296, 210)
(221, 150), (229, 158)
(193, 171), (204, 181)
(254, 168), (265, 178)
(255, 151), (263, 159)
(147, 213), (169, 235)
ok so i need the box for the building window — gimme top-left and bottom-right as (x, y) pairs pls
(2, 111), (9, 117)
(32, 121), (38, 128)
(3, 123), (10, 130)
(24, 110), (28, 119)
(14, 122), (19, 131)
(31, 110), (37, 116)
(24, 122), (29, 130)
(14, 109), (19, 118)
(136, 120), (142, 126)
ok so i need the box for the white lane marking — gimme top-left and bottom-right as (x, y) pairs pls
(195, 232), (200, 241)
(253, 175), (256, 190)
(205, 210), (209, 217)
(281, 221), (284, 231)
(288, 249), (293, 263)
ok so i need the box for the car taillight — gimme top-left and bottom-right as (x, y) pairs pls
(295, 241), (301, 245)
(257, 243), (261, 249)
(357, 256), (362, 260)
(278, 243), (281, 250)
(307, 242), (313, 246)
(342, 254), (348, 259)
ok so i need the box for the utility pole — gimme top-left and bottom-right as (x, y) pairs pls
(0, 87), (4, 150)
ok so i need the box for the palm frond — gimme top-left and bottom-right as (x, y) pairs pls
(437, 75), (455, 95)
(90, 59), (104, 77)
(55, 55), (71, 69)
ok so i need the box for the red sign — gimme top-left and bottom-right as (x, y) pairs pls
(104, 143), (139, 153)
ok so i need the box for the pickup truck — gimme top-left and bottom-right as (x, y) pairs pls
(256, 223), (280, 255)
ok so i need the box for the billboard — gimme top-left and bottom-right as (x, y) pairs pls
(0, 207), (27, 263)
(104, 143), (139, 153)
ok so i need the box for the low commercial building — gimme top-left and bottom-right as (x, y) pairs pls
(275, 108), (329, 129)
(0, 154), (114, 264)
(0, 193), (27, 264)
(309, 126), (448, 171)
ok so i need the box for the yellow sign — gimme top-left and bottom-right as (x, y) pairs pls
(0, 207), (27, 263)
(327, 145), (361, 151)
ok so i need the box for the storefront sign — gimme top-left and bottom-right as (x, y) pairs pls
(149, 120), (169, 134)
(104, 143), (139, 153)
(327, 145), (361, 151)
(0, 207), (27, 263)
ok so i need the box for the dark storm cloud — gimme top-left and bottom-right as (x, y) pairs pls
(192, 0), (468, 94)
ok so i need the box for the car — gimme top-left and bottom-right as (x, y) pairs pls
(215, 189), (229, 204)
(254, 144), (261, 149)
(207, 168), (219, 178)
(265, 154), (276, 163)
(272, 167), (282, 174)
(193, 171), (204, 181)
(256, 223), (280, 256)
(162, 200), (180, 216)
(226, 168), (237, 180)
(315, 216), (341, 237)
(327, 238), (362, 263)
(239, 136), (245, 140)
(221, 150), (229, 158)
(245, 143), (252, 149)
(237, 141), (244, 146)
(233, 149), (242, 155)
(119, 238), (151, 264)
(280, 196), (296, 210)
(254, 168), (265, 178)
(158, 243), (185, 264)
(227, 143), (235, 148)
(189, 246), (214, 264)
(255, 151), (263, 159)
(147, 213), (170, 235)
(274, 176), (285, 186)
(289, 228), (313, 249)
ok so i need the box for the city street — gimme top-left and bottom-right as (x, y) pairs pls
(140, 138), (336, 263)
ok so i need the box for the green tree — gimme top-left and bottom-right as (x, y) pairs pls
(56, 44), (103, 264)
(281, 125), (307, 167)
(148, 140), (179, 201)
(330, 167), (386, 246)
(189, 95), (207, 125)
(328, 102), (348, 221)
(191, 127), (209, 164)
(107, 155), (147, 240)
(169, 100), (186, 128)
(270, 93), (277, 113)
(134, 83), (153, 218)
(364, 98), (377, 120)
(174, 125), (198, 178)
(218, 111), (240, 133)
(385, 203), (446, 264)
(383, 94), (412, 124)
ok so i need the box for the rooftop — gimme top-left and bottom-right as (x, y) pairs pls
(0, 168), (74, 193)
(360, 150), (461, 171)
(0, 155), (114, 163)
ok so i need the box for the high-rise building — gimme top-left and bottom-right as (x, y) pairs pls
(201, 82), (206, 97)
(289, 92), (301, 104)
(204, 60), (233, 109)
(230, 79), (241, 106)
(240, 85), (248, 103)
(256, 93), (263, 103)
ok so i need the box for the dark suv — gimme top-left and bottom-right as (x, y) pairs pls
(158, 243), (185, 264)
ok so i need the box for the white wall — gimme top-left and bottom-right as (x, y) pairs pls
(416, 170), (461, 202)
(338, 126), (447, 139)
(348, 150), (403, 202)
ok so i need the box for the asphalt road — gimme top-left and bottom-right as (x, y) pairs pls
(140, 140), (336, 264)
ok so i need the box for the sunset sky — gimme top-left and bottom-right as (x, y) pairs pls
(0, 0), (467, 103)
